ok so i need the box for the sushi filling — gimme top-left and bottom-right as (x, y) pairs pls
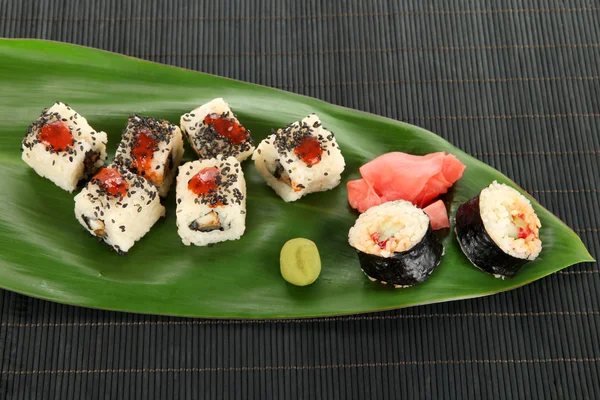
(189, 211), (227, 232)
(479, 181), (542, 260)
(81, 215), (106, 237)
(269, 161), (292, 187)
(83, 150), (102, 176)
(350, 206), (429, 258)
(131, 127), (160, 182)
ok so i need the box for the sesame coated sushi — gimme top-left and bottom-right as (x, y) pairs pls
(455, 181), (542, 278)
(176, 156), (246, 246)
(114, 115), (184, 197)
(252, 114), (345, 202)
(21, 101), (108, 192)
(74, 164), (165, 254)
(180, 98), (255, 162)
(348, 201), (444, 288)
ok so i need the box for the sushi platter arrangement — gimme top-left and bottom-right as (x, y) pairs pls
(0, 40), (593, 318)
(22, 98), (543, 286)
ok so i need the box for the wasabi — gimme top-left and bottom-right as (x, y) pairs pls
(280, 238), (321, 286)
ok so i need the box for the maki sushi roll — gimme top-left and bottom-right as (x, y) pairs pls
(21, 101), (107, 192)
(179, 98), (255, 162)
(74, 164), (165, 254)
(348, 201), (444, 288)
(113, 115), (184, 197)
(252, 114), (345, 202)
(455, 181), (542, 278)
(176, 156), (246, 246)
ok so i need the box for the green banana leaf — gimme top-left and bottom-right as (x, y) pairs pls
(0, 39), (593, 318)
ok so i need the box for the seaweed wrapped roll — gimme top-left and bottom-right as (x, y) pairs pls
(114, 115), (184, 197)
(175, 156), (246, 246)
(74, 164), (165, 254)
(455, 181), (542, 278)
(180, 98), (255, 162)
(348, 200), (444, 288)
(21, 101), (107, 192)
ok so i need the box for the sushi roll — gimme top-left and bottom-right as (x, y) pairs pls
(74, 164), (165, 254)
(455, 181), (542, 278)
(21, 101), (108, 192)
(348, 201), (444, 288)
(180, 98), (255, 162)
(252, 114), (345, 202)
(113, 115), (184, 197)
(176, 156), (246, 246)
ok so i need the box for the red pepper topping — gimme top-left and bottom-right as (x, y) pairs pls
(514, 213), (537, 240)
(204, 114), (249, 145)
(294, 136), (322, 166)
(188, 167), (219, 196)
(94, 168), (129, 197)
(131, 128), (159, 176)
(39, 120), (73, 151)
(370, 233), (390, 249)
(518, 227), (535, 239)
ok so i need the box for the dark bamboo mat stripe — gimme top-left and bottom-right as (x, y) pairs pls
(1, 0), (600, 398)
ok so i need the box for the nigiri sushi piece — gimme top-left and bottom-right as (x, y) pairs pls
(252, 114), (345, 202)
(180, 98), (255, 162)
(74, 164), (165, 254)
(176, 156), (246, 246)
(21, 101), (108, 192)
(113, 115), (184, 197)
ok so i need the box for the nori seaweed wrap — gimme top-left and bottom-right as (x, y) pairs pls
(455, 181), (542, 279)
(348, 200), (444, 288)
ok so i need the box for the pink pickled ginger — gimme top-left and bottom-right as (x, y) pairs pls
(423, 200), (450, 230)
(347, 152), (465, 229)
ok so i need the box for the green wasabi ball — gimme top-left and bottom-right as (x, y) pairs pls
(280, 238), (321, 286)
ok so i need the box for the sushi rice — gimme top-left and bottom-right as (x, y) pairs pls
(21, 101), (107, 192)
(349, 200), (430, 258)
(176, 156), (246, 246)
(114, 115), (184, 197)
(479, 181), (542, 260)
(180, 98), (255, 162)
(74, 164), (165, 254)
(252, 114), (345, 202)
